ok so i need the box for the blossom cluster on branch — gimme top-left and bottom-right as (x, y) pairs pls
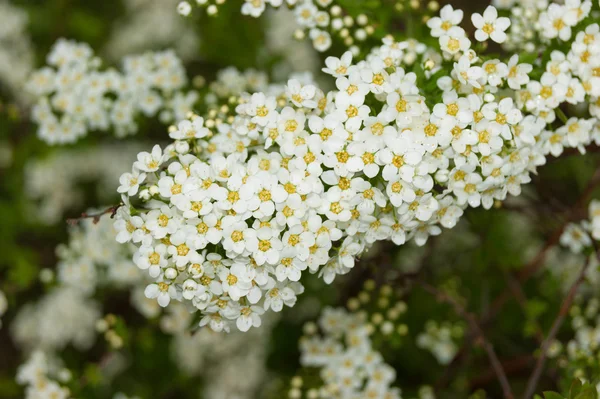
(114, 0), (600, 333)
(28, 40), (196, 144)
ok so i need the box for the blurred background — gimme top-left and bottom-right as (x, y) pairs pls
(0, 0), (599, 398)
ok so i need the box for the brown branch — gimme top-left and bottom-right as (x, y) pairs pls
(469, 355), (534, 390)
(67, 204), (123, 226)
(418, 281), (515, 399)
(434, 165), (600, 389)
(482, 165), (600, 326)
(522, 252), (593, 399)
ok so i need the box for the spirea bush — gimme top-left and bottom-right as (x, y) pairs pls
(1, 0), (600, 398)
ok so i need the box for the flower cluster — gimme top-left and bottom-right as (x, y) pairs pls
(493, 0), (548, 52)
(177, 0), (376, 53)
(295, 306), (401, 398)
(560, 200), (600, 254)
(0, 0), (34, 103)
(416, 320), (464, 365)
(537, 0), (592, 43)
(205, 67), (272, 103)
(172, 314), (277, 399)
(104, 0), (200, 62)
(115, 2), (600, 335)
(16, 351), (71, 399)
(547, 298), (600, 389)
(517, 28), (600, 157)
(11, 287), (100, 352)
(493, 0), (592, 51)
(345, 280), (410, 339)
(11, 210), (143, 353)
(56, 211), (143, 294)
(28, 39), (197, 144)
(11, 208), (280, 399)
(25, 143), (143, 224)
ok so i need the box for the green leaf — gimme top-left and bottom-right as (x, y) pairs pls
(570, 379), (583, 399)
(543, 392), (566, 399)
(574, 388), (597, 399)
(468, 389), (487, 399)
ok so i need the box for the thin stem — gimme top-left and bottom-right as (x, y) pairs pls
(418, 281), (515, 399)
(67, 203), (123, 226)
(522, 253), (593, 399)
(485, 166), (600, 325)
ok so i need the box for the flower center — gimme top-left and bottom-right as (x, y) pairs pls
(482, 23), (494, 34)
(231, 230), (244, 242)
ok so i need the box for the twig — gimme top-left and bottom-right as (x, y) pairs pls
(437, 166), (600, 391)
(418, 281), (515, 399)
(522, 253), (593, 399)
(67, 204), (123, 226)
(469, 355), (534, 390)
(482, 166), (600, 326)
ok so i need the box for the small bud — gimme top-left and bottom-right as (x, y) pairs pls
(207, 4), (218, 15)
(165, 268), (178, 280)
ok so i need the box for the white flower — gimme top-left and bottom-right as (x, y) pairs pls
(589, 200), (600, 240)
(439, 27), (471, 55)
(134, 145), (165, 172)
(506, 55), (532, 90)
(264, 284), (297, 311)
(560, 223), (592, 253)
(275, 248), (307, 281)
(246, 227), (283, 265)
(539, 4), (577, 42)
(134, 244), (168, 277)
(322, 51), (353, 77)
(471, 6), (510, 43)
(117, 169), (146, 196)
(287, 79), (317, 109)
(241, 0), (266, 17)
(170, 117), (210, 140)
(219, 263), (253, 300)
(310, 29), (332, 52)
(234, 305), (264, 331)
(454, 54), (483, 88)
(222, 221), (256, 255)
(177, 1), (192, 16)
(145, 281), (175, 307)
(427, 5), (464, 38)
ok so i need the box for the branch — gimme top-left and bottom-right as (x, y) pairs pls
(522, 251), (594, 399)
(418, 281), (515, 399)
(469, 355), (534, 390)
(436, 165), (600, 391)
(67, 204), (123, 226)
(482, 166), (600, 326)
